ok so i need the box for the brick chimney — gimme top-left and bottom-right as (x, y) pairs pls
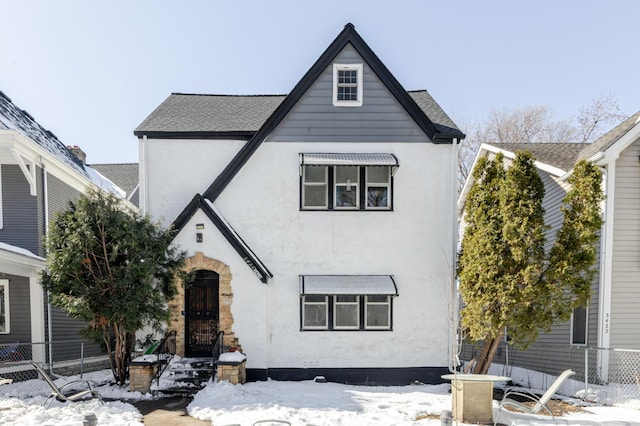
(68, 145), (86, 164)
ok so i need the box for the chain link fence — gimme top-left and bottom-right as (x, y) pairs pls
(568, 347), (640, 410)
(0, 341), (110, 398)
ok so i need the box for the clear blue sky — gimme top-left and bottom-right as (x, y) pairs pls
(1, 0), (637, 163)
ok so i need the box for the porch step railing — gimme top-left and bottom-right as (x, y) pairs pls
(149, 330), (176, 385)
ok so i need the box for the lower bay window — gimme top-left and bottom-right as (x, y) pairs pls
(299, 275), (397, 331)
(301, 294), (392, 331)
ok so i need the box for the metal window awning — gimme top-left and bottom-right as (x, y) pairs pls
(300, 275), (398, 295)
(299, 153), (398, 167)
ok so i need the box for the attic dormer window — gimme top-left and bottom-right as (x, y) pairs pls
(333, 63), (363, 107)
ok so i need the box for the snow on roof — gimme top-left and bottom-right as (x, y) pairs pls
(0, 90), (87, 178)
(85, 165), (127, 198)
(0, 91), (129, 198)
(0, 242), (44, 261)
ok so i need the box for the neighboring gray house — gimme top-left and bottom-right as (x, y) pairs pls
(458, 112), (640, 381)
(0, 90), (125, 361)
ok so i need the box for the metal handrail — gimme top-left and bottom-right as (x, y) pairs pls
(212, 330), (224, 362)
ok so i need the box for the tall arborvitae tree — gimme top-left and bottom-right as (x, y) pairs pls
(458, 153), (603, 374)
(41, 189), (186, 385)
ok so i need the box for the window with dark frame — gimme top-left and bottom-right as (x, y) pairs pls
(301, 294), (392, 331)
(302, 295), (328, 330)
(0, 280), (8, 333)
(571, 306), (588, 345)
(302, 165), (392, 211)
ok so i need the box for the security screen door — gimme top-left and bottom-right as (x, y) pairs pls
(185, 270), (219, 357)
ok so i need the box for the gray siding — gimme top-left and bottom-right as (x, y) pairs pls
(610, 138), (640, 350)
(0, 165), (39, 254)
(49, 306), (105, 361)
(0, 274), (31, 345)
(268, 44), (430, 143)
(45, 175), (104, 359)
(46, 173), (79, 224)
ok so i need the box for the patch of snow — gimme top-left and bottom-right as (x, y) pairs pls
(131, 354), (158, 363)
(218, 351), (246, 362)
(1, 366), (639, 425)
(0, 398), (142, 426)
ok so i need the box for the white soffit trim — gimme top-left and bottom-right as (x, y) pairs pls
(482, 144), (567, 177)
(300, 275), (398, 295)
(300, 153), (398, 166)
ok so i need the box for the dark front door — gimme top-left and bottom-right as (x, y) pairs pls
(185, 270), (220, 357)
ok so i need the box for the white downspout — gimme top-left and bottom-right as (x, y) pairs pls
(449, 138), (460, 372)
(140, 135), (149, 215)
(597, 160), (615, 382)
(42, 159), (54, 368)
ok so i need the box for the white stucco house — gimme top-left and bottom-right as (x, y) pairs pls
(134, 23), (464, 384)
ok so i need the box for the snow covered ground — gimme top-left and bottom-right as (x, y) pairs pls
(0, 362), (639, 425)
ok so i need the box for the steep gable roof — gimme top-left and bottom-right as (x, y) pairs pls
(0, 90), (87, 178)
(162, 24), (465, 282)
(173, 194), (272, 283)
(577, 111), (640, 161)
(201, 23), (464, 202)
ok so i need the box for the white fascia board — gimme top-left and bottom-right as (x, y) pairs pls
(0, 243), (45, 276)
(594, 119), (640, 166)
(457, 143), (571, 215)
(457, 144), (491, 215)
(0, 130), (91, 193)
(482, 144), (568, 177)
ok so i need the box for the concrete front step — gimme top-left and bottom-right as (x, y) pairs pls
(155, 358), (215, 395)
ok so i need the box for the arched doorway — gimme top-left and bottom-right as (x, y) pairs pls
(185, 270), (219, 357)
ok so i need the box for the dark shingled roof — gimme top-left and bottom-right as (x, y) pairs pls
(578, 111), (640, 161)
(134, 90), (460, 138)
(90, 163), (139, 199)
(491, 111), (640, 172)
(0, 90), (87, 177)
(408, 90), (461, 136)
(490, 142), (588, 172)
(135, 94), (285, 135)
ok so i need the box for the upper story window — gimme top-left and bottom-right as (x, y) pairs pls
(300, 153), (397, 211)
(333, 64), (363, 107)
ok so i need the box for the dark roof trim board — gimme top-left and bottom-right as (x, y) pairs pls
(173, 194), (272, 283)
(202, 23), (463, 201)
(134, 131), (254, 140)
